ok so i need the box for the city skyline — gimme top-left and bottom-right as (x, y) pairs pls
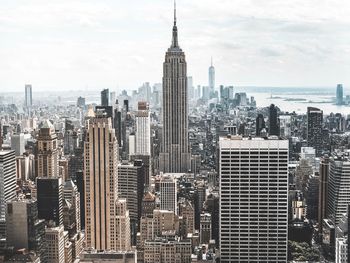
(1, 0), (350, 92)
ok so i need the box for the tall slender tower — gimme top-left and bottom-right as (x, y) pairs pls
(25, 84), (32, 108)
(159, 2), (190, 173)
(209, 57), (215, 95)
(84, 110), (119, 250)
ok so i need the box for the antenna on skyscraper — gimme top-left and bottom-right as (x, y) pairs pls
(174, 0), (177, 26)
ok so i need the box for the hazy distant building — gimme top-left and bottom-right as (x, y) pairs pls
(101, 88), (109, 106)
(77, 96), (85, 108)
(25, 84), (33, 107)
(37, 120), (59, 178)
(159, 6), (190, 173)
(84, 111), (119, 250)
(208, 58), (215, 96)
(307, 107), (323, 157)
(219, 137), (288, 262)
(37, 177), (63, 227)
(11, 133), (25, 156)
(336, 84), (344, 105)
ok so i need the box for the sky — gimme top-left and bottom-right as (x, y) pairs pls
(1, 0), (350, 92)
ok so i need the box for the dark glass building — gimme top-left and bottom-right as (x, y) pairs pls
(37, 177), (63, 226)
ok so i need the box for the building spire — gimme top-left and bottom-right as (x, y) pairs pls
(174, 0), (176, 26)
(171, 0), (179, 48)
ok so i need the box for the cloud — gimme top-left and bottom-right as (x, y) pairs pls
(1, 0), (350, 91)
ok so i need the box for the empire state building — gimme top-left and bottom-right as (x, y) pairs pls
(159, 4), (190, 173)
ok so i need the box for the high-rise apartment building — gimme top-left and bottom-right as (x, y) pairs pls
(37, 120), (59, 178)
(135, 101), (151, 155)
(160, 175), (177, 215)
(84, 111), (119, 250)
(37, 177), (63, 227)
(219, 136), (289, 262)
(307, 107), (323, 157)
(25, 84), (33, 107)
(159, 5), (190, 173)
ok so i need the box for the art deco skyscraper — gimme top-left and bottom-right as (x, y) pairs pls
(37, 120), (59, 178)
(159, 4), (190, 173)
(219, 136), (288, 262)
(84, 110), (118, 250)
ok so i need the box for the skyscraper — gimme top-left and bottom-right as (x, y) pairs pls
(84, 110), (119, 250)
(6, 198), (46, 260)
(328, 153), (350, 226)
(307, 107), (323, 157)
(135, 101), (151, 155)
(160, 175), (177, 215)
(101, 88), (109, 106)
(269, 104), (279, 136)
(219, 136), (288, 262)
(37, 120), (59, 178)
(45, 225), (66, 263)
(11, 133), (25, 156)
(37, 177), (63, 227)
(209, 57), (215, 96)
(159, 4), (190, 173)
(0, 150), (16, 239)
(256, 113), (265, 136)
(318, 155), (329, 231)
(25, 84), (33, 107)
(336, 84), (344, 105)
